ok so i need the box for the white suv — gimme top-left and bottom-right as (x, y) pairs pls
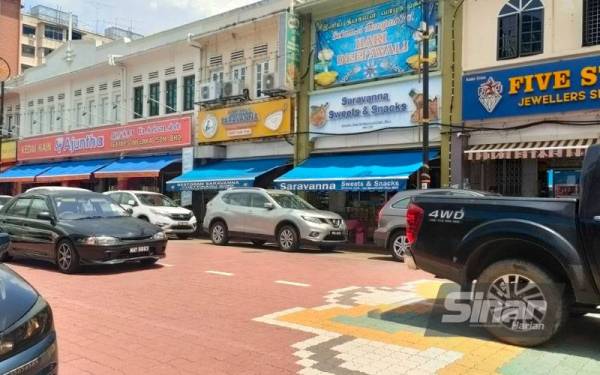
(105, 190), (197, 239)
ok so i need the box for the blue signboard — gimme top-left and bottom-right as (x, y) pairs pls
(313, 0), (436, 89)
(463, 55), (600, 121)
(167, 179), (253, 192)
(276, 178), (408, 192)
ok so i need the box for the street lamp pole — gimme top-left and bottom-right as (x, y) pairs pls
(420, 0), (431, 190)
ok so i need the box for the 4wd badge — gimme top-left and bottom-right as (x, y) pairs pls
(478, 77), (503, 113)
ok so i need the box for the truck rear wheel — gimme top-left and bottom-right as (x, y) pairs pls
(474, 259), (568, 347)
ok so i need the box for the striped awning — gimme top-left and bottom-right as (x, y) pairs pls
(465, 139), (599, 161)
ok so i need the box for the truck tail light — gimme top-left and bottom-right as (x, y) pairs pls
(406, 203), (424, 244)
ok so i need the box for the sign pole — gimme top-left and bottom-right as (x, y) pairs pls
(421, 0), (431, 190)
(0, 81), (4, 169)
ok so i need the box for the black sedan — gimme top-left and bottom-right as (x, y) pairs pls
(0, 235), (58, 374)
(0, 187), (168, 274)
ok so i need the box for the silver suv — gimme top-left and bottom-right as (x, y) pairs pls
(203, 188), (347, 251)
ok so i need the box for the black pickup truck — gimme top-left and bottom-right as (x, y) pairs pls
(406, 144), (600, 347)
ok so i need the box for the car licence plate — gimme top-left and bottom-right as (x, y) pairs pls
(130, 246), (150, 254)
(178, 222), (189, 226)
(330, 231), (343, 236)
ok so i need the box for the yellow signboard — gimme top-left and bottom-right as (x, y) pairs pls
(1, 140), (16, 163)
(198, 98), (293, 143)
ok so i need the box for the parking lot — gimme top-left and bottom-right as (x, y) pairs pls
(6, 239), (600, 375)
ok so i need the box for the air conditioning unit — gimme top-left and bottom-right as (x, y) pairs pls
(199, 81), (222, 101)
(263, 73), (277, 91)
(221, 80), (245, 98)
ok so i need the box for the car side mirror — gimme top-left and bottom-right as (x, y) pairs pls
(127, 199), (137, 207)
(126, 207), (134, 215)
(264, 202), (275, 210)
(37, 211), (55, 224)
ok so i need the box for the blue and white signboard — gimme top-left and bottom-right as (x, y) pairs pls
(277, 179), (408, 192)
(313, 0), (437, 89)
(169, 179), (253, 192)
(309, 77), (441, 139)
(463, 55), (600, 121)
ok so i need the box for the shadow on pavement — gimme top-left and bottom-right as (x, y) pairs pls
(5, 258), (163, 276)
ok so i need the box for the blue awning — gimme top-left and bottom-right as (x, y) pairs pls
(167, 157), (291, 191)
(94, 155), (181, 178)
(275, 150), (438, 192)
(36, 159), (116, 182)
(0, 163), (54, 183)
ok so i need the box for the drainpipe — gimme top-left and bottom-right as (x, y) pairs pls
(108, 55), (126, 125)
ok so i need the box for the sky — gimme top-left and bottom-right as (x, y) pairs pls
(22, 0), (263, 36)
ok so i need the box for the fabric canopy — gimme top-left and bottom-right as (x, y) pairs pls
(167, 157), (291, 191)
(0, 163), (54, 183)
(94, 155), (181, 178)
(275, 150), (438, 192)
(36, 159), (116, 182)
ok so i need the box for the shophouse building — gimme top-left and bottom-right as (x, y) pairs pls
(458, 0), (600, 197)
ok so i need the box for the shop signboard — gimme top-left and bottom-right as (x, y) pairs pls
(197, 98), (293, 143)
(309, 77), (441, 139)
(280, 12), (301, 90)
(180, 147), (194, 206)
(277, 178), (408, 192)
(17, 115), (192, 162)
(170, 179), (253, 192)
(464, 55), (600, 120)
(0, 140), (17, 163)
(313, 0), (437, 89)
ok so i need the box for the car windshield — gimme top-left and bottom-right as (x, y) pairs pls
(54, 194), (129, 220)
(136, 193), (178, 207)
(268, 193), (315, 210)
(0, 197), (11, 206)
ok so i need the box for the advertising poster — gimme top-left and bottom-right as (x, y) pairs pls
(314, 0), (437, 88)
(285, 12), (301, 89)
(180, 147), (194, 207)
(309, 77), (441, 139)
(17, 115), (192, 161)
(198, 98), (293, 143)
(463, 55), (600, 120)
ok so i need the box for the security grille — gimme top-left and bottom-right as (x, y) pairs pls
(496, 159), (522, 196)
(584, 0), (600, 46)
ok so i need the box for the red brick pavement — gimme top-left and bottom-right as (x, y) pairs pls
(6, 240), (432, 375)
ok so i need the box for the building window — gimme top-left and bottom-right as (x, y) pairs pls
(100, 97), (109, 124)
(76, 102), (83, 127)
(21, 44), (35, 57)
(183, 75), (195, 111)
(149, 83), (160, 116)
(113, 94), (121, 122)
(497, 0), (544, 60)
(255, 61), (269, 97)
(23, 25), (36, 36)
(133, 86), (143, 119)
(232, 65), (246, 82)
(71, 31), (82, 40)
(211, 70), (224, 82)
(87, 100), (95, 126)
(48, 106), (55, 132)
(44, 25), (64, 41)
(584, 0), (600, 46)
(165, 79), (177, 114)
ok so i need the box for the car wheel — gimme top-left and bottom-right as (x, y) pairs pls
(252, 240), (266, 247)
(210, 221), (229, 245)
(0, 250), (11, 262)
(278, 225), (299, 252)
(390, 231), (409, 262)
(56, 240), (80, 274)
(139, 216), (150, 222)
(474, 259), (568, 347)
(140, 258), (158, 266)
